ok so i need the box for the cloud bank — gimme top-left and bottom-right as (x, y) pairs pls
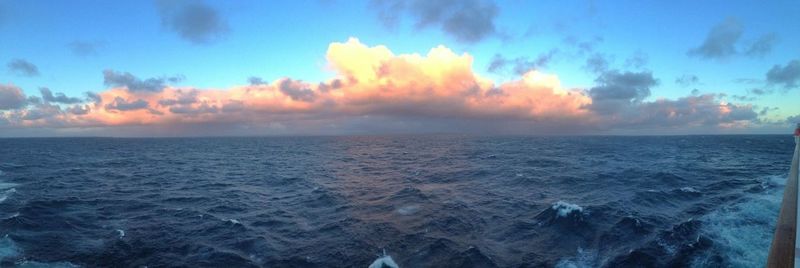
(0, 38), (764, 136)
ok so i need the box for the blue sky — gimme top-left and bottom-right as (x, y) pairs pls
(0, 0), (798, 136)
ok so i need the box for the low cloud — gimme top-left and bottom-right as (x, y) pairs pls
(105, 97), (150, 111)
(766, 59), (800, 89)
(7, 59), (39, 76)
(103, 69), (183, 92)
(155, 0), (229, 44)
(0, 38), (765, 135)
(0, 84), (27, 110)
(40, 87), (82, 104)
(372, 0), (498, 43)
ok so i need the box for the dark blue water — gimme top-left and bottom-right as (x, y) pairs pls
(0, 135), (794, 267)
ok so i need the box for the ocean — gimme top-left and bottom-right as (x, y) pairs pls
(0, 135), (794, 267)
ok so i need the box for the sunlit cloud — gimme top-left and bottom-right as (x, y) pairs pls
(0, 38), (765, 135)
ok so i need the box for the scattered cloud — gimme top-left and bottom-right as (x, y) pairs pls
(155, 0), (229, 44)
(248, 76), (266, 85)
(103, 69), (184, 92)
(105, 97), (150, 111)
(688, 17), (742, 59)
(745, 33), (778, 58)
(675, 75), (699, 87)
(39, 88), (83, 104)
(7, 59), (39, 76)
(488, 49), (559, 75)
(68, 41), (100, 57)
(624, 52), (648, 69)
(584, 53), (610, 74)
(766, 59), (800, 89)
(587, 70), (657, 114)
(371, 0), (499, 43)
(0, 84), (27, 110)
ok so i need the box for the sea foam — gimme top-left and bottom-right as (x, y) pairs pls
(552, 201), (584, 218)
(368, 250), (399, 268)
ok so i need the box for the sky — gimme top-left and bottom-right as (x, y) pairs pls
(0, 0), (799, 137)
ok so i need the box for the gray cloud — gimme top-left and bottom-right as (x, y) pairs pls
(158, 90), (198, 106)
(39, 87), (82, 104)
(624, 52), (648, 69)
(317, 79), (343, 92)
(745, 33), (778, 57)
(372, 0), (498, 43)
(169, 102), (219, 115)
(105, 97), (150, 111)
(584, 53), (610, 74)
(749, 88), (773, 96)
(103, 69), (183, 92)
(68, 41), (100, 57)
(155, 0), (229, 44)
(766, 60), (800, 89)
(688, 17), (742, 59)
(67, 105), (91, 115)
(22, 102), (62, 121)
(587, 70), (657, 114)
(675, 75), (699, 87)
(788, 114), (800, 124)
(488, 49), (559, 75)
(279, 79), (316, 102)
(0, 84), (27, 110)
(86, 92), (102, 103)
(563, 35), (604, 56)
(7, 59), (39, 76)
(248, 76), (266, 86)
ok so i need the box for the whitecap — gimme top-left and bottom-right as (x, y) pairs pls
(226, 219), (241, 225)
(554, 248), (597, 268)
(368, 250), (399, 268)
(690, 174), (784, 267)
(551, 201), (583, 218)
(680, 186), (701, 193)
(396, 205), (420, 216)
(116, 229), (125, 238)
(0, 188), (16, 203)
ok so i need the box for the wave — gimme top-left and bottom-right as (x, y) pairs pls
(368, 250), (399, 268)
(690, 174), (784, 267)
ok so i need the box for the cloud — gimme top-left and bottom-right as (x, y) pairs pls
(624, 52), (648, 69)
(248, 76), (266, 85)
(488, 49), (559, 75)
(0, 84), (27, 110)
(584, 53), (610, 74)
(675, 75), (699, 87)
(40, 87), (83, 104)
(7, 59), (39, 76)
(766, 59), (800, 89)
(372, 0), (498, 43)
(745, 33), (778, 57)
(103, 69), (183, 92)
(105, 97), (150, 111)
(279, 79), (316, 102)
(590, 71), (657, 102)
(788, 114), (800, 124)
(155, 0), (229, 44)
(0, 38), (764, 135)
(68, 41), (100, 57)
(688, 17), (742, 59)
(67, 105), (91, 115)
